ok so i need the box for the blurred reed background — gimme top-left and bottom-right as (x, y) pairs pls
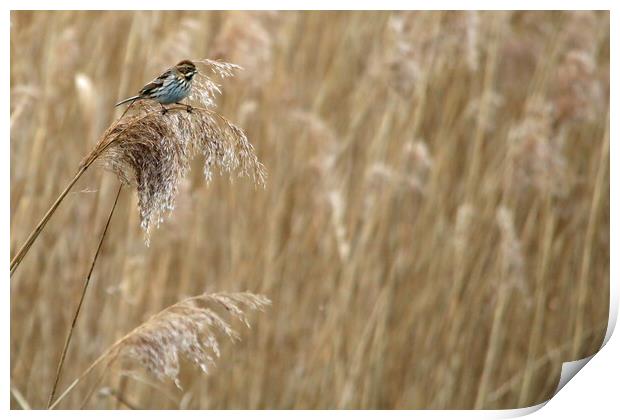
(10, 10), (609, 409)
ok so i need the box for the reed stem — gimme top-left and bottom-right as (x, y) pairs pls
(10, 165), (89, 276)
(10, 105), (227, 278)
(47, 183), (123, 408)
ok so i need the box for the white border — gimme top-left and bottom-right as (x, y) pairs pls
(3, 2), (616, 418)
(1, 1), (616, 11)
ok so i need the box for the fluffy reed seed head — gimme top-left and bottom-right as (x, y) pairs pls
(102, 292), (271, 389)
(506, 96), (566, 197)
(85, 60), (266, 242)
(495, 206), (527, 297)
(190, 59), (243, 108)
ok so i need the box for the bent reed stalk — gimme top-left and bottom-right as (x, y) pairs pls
(9, 113), (135, 276)
(16, 100), (267, 407)
(10, 165), (88, 276)
(10, 104), (263, 276)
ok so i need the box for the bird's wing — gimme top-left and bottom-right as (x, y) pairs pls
(139, 70), (170, 96)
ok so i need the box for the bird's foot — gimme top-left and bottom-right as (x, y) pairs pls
(175, 102), (193, 113)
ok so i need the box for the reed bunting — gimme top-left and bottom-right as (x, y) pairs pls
(115, 60), (198, 112)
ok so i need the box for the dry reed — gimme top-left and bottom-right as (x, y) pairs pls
(11, 48), (269, 410)
(10, 57), (265, 272)
(10, 11), (609, 409)
(93, 103), (266, 240)
(50, 292), (271, 409)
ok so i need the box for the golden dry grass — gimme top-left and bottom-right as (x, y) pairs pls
(10, 10), (609, 409)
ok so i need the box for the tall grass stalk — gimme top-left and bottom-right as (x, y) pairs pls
(47, 183), (123, 408)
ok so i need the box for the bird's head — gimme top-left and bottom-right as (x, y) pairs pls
(176, 60), (198, 81)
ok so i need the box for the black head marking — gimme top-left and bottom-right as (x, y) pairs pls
(176, 60), (197, 80)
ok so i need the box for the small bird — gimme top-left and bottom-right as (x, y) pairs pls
(115, 60), (198, 113)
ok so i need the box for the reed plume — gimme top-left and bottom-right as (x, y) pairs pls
(90, 103), (266, 241)
(10, 58), (265, 272)
(50, 292), (271, 408)
(91, 59), (265, 240)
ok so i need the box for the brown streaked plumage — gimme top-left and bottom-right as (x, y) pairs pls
(115, 60), (198, 110)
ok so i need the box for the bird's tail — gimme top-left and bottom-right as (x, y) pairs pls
(115, 95), (141, 107)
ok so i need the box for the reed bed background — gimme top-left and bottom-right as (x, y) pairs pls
(10, 11), (609, 409)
